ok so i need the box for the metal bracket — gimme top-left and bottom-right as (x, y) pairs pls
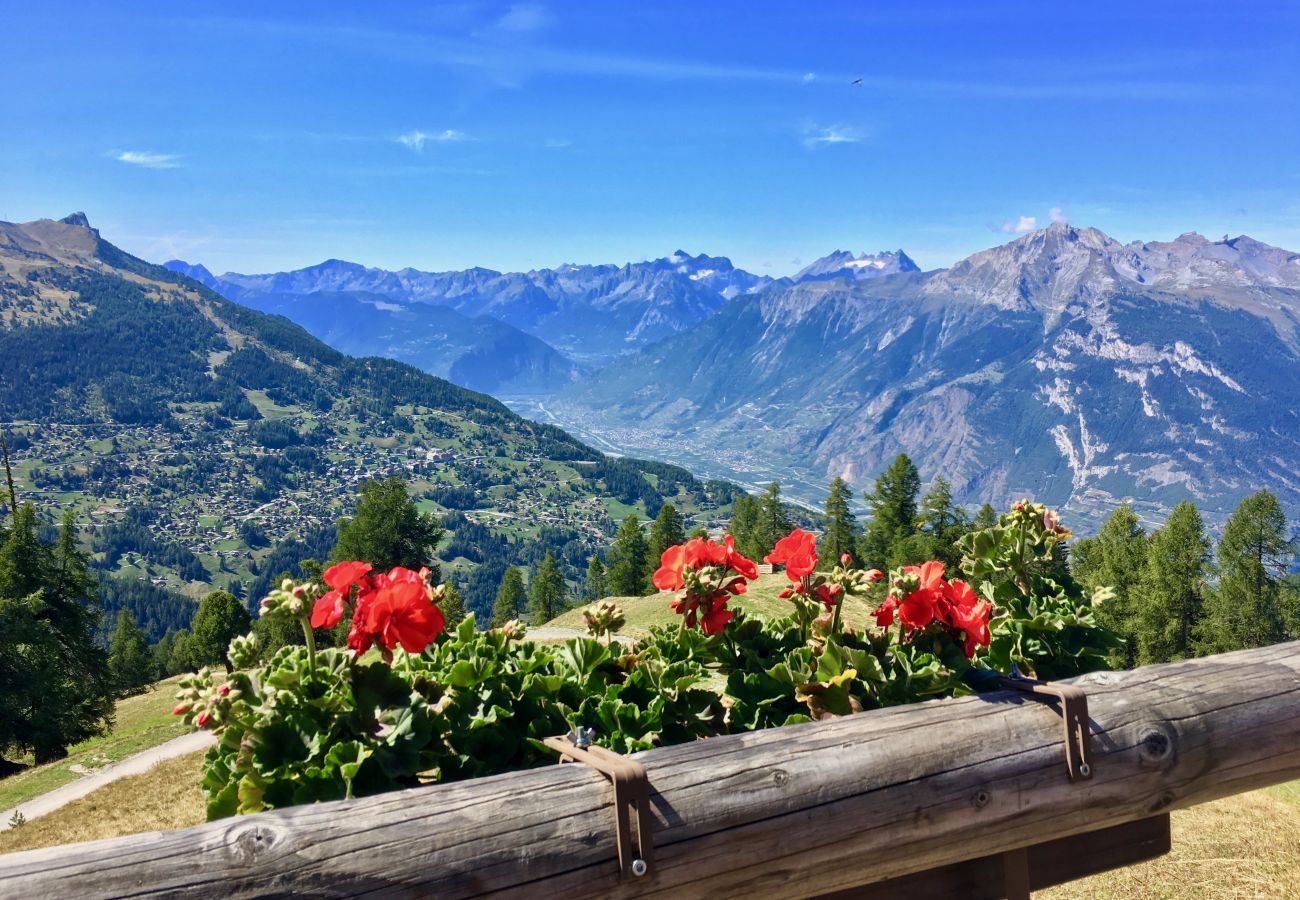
(998, 672), (1093, 783)
(543, 730), (656, 881)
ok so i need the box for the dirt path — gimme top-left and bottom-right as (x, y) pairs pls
(0, 731), (215, 832)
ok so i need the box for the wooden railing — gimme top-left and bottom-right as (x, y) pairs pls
(2, 641), (1298, 898)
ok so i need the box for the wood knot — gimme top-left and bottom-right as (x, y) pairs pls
(1136, 722), (1177, 767)
(971, 789), (991, 809)
(770, 768), (789, 787)
(1149, 790), (1176, 813)
(225, 822), (280, 867)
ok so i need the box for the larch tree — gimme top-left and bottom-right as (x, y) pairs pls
(1198, 490), (1293, 654)
(1134, 501), (1211, 664)
(606, 514), (651, 596)
(1071, 502), (1148, 667)
(822, 477), (859, 567)
(491, 567), (527, 626)
(528, 551), (567, 624)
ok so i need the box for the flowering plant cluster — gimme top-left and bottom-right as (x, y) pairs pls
(176, 501), (1114, 821)
(652, 535), (758, 634)
(870, 561), (992, 657)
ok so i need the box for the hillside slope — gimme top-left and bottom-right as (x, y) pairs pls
(0, 214), (733, 621)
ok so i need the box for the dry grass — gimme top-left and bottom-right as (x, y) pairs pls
(1045, 785), (1300, 900)
(0, 676), (190, 811)
(0, 751), (206, 855)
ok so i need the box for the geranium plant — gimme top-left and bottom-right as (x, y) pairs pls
(176, 501), (1115, 821)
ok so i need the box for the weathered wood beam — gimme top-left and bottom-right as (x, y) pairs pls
(1, 642), (1297, 899)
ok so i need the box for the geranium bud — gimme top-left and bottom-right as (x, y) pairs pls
(172, 704), (190, 716)
(281, 578), (294, 591)
(218, 683), (231, 697)
(196, 711), (211, 727)
(841, 553), (852, 566)
(866, 569), (884, 582)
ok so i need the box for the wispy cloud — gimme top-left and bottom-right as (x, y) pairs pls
(114, 151), (182, 169)
(1049, 206), (1070, 225)
(995, 215), (1039, 234)
(802, 124), (862, 149)
(801, 72), (816, 84)
(496, 3), (551, 33)
(395, 129), (471, 151)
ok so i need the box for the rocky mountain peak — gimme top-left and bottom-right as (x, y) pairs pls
(59, 211), (92, 229)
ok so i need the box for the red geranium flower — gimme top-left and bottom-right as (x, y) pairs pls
(765, 529), (818, 581)
(658, 535), (757, 634)
(311, 561), (374, 629)
(347, 565), (445, 656)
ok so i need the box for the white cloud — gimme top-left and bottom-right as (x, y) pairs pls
(802, 124), (862, 149)
(801, 72), (816, 84)
(496, 3), (551, 32)
(395, 129), (471, 151)
(114, 151), (181, 169)
(996, 215), (1039, 234)
(1049, 206), (1070, 224)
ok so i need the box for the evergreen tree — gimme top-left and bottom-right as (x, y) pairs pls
(755, 483), (792, 558)
(151, 630), (176, 680)
(439, 582), (468, 629)
(1134, 501), (1211, 664)
(728, 494), (762, 560)
(191, 590), (252, 672)
(528, 551), (567, 624)
(648, 503), (686, 564)
(971, 503), (998, 532)
(0, 505), (112, 762)
(584, 555), (607, 602)
(822, 477), (858, 567)
(917, 477), (968, 568)
(859, 454), (921, 568)
(606, 514), (651, 596)
(166, 629), (195, 675)
(331, 477), (443, 574)
(1199, 491), (1293, 654)
(491, 567), (526, 626)
(1071, 503), (1148, 667)
(108, 609), (154, 696)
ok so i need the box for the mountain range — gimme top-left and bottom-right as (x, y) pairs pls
(162, 222), (1300, 529)
(163, 246), (911, 386)
(556, 224), (1300, 528)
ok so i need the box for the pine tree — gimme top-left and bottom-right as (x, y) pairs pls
(0, 505), (112, 762)
(859, 454), (921, 569)
(151, 631), (176, 680)
(439, 582), (468, 628)
(822, 477), (858, 567)
(528, 551), (567, 624)
(1134, 501), (1210, 664)
(191, 590), (252, 673)
(648, 504), (686, 564)
(108, 609), (154, 696)
(606, 514), (651, 596)
(331, 477), (443, 573)
(585, 556), (607, 602)
(728, 494), (762, 560)
(1199, 491), (1293, 654)
(917, 477), (968, 568)
(755, 483), (792, 558)
(1071, 502), (1148, 667)
(491, 567), (526, 626)
(166, 629), (195, 675)
(971, 503), (998, 532)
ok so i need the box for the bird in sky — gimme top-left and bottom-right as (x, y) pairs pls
(851, 78), (862, 85)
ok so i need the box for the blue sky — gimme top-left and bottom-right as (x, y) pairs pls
(2, 1), (1297, 275)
